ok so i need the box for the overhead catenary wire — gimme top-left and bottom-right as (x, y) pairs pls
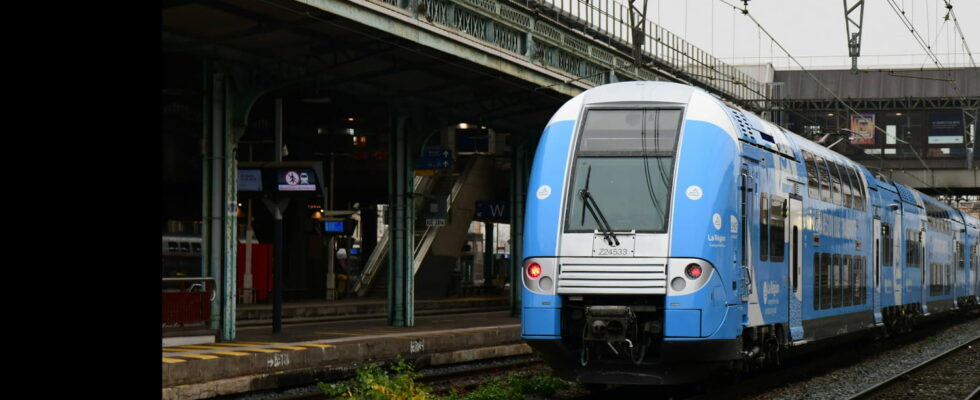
(884, 0), (968, 103)
(716, 0), (953, 195)
(942, 0), (976, 68)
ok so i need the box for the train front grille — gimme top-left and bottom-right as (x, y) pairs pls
(557, 264), (667, 295)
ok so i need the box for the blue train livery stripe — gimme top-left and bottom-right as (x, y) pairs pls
(524, 120), (575, 258)
(669, 120), (740, 292)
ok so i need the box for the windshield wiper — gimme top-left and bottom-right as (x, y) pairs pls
(579, 165), (620, 246)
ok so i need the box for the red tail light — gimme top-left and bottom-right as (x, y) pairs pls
(527, 262), (542, 279)
(685, 264), (703, 279)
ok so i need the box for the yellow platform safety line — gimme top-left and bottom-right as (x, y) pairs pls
(238, 348), (281, 353)
(213, 351), (250, 357)
(271, 345), (308, 351)
(229, 341), (281, 345)
(178, 354), (220, 360)
(204, 343), (259, 348)
(162, 357), (187, 363)
(170, 345), (234, 350)
(162, 348), (189, 352)
(300, 344), (335, 348)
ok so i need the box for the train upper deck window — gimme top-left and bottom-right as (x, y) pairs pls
(803, 150), (820, 199)
(577, 109), (681, 155)
(828, 161), (843, 206)
(816, 156), (832, 203)
(845, 166), (863, 211)
(837, 163), (853, 209)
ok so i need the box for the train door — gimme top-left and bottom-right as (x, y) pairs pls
(873, 217), (882, 324)
(953, 233), (961, 308)
(788, 195), (803, 340)
(920, 227), (928, 314)
(739, 160), (758, 304)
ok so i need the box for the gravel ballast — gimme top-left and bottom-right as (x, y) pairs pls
(744, 315), (980, 400)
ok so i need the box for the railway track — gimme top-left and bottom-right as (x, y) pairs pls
(846, 336), (980, 400)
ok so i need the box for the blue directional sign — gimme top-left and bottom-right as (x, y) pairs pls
(475, 200), (509, 222)
(417, 148), (452, 169)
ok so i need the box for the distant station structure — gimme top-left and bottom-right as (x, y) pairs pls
(768, 68), (978, 195)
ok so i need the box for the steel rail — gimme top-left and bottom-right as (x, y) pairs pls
(846, 336), (980, 400)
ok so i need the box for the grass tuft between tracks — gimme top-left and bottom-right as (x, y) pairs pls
(317, 355), (573, 400)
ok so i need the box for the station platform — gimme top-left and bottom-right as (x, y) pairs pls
(235, 295), (510, 326)
(162, 297), (523, 400)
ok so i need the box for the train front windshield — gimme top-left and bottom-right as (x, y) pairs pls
(565, 109), (682, 233)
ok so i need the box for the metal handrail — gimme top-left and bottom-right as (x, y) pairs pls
(531, 0), (768, 102)
(353, 175), (434, 296)
(162, 277), (217, 302)
(376, 0), (769, 104)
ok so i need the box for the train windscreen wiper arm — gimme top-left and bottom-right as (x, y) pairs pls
(579, 187), (620, 247)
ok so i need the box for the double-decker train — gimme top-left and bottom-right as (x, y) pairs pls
(520, 81), (979, 385)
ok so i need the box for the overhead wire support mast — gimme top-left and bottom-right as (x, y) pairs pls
(843, 0), (865, 74)
(628, 0), (649, 67)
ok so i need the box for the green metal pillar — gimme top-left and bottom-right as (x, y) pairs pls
(388, 111), (415, 326)
(202, 66), (238, 341)
(509, 136), (529, 317)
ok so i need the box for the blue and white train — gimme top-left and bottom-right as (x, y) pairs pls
(520, 81), (979, 385)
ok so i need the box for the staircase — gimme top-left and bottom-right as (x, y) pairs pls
(353, 155), (494, 298)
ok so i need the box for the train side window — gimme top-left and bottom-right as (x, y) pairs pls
(846, 165), (860, 210)
(945, 264), (951, 295)
(816, 156), (831, 203)
(770, 198), (785, 262)
(832, 254), (842, 308)
(929, 263), (938, 296)
(813, 253), (821, 310)
(828, 162), (843, 206)
(956, 241), (965, 270)
(838, 163), (853, 209)
(882, 223), (893, 267)
(848, 166), (865, 211)
(842, 255), (852, 307)
(821, 253), (832, 309)
(855, 256), (864, 305)
(180, 242), (191, 253)
(760, 194), (769, 262)
(861, 256), (868, 304)
(803, 150), (820, 199)
(168, 241), (178, 252)
(906, 229), (919, 268)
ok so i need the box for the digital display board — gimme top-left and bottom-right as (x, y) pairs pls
(237, 169), (264, 191)
(323, 220), (345, 233)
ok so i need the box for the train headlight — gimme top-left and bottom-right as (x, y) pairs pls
(685, 263), (703, 279)
(527, 262), (543, 279)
